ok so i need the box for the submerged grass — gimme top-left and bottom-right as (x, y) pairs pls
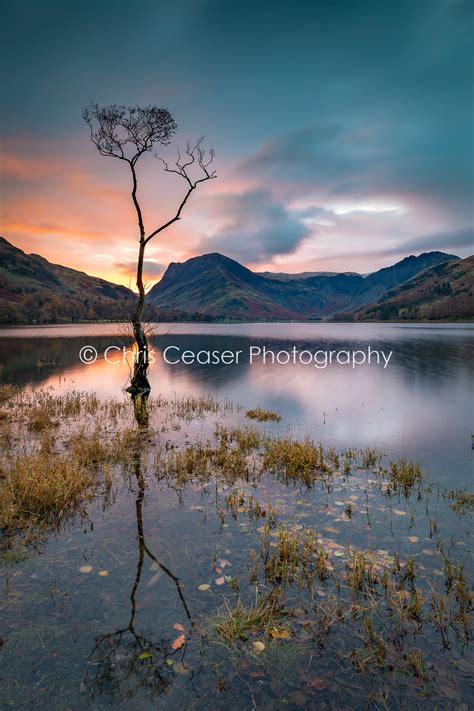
(0, 452), (94, 529)
(444, 488), (474, 515)
(388, 458), (423, 495)
(213, 595), (284, 646)
(263, 437), (332, 484)
(246, 407), (281, 422)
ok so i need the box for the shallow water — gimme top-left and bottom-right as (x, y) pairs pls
(0, 323), (473, 709)
(1, 322), (473, 486)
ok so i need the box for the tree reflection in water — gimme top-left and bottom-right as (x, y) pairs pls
(86, 425), (193, 702)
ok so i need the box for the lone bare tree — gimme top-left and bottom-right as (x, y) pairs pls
(82, 102), (216, 404)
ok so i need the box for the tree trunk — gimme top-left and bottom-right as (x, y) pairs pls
(126, 238), (151, 414)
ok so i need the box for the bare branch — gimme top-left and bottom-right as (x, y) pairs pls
(146, 138), (216, 243)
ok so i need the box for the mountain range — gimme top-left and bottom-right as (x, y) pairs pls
(0, 236), (472, 324)
(148, 250), (473, 321)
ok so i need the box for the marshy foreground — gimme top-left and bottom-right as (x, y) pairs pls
(0, 385), (472, 710)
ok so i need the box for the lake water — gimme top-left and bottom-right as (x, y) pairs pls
(0, 323), (473, 710)
(1, 322), (473, 487)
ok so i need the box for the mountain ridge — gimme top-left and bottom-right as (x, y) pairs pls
(148, 249), (463, 320)
(0, 236), (471, 323)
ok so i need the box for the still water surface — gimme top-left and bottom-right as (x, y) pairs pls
(1, 322), (472, 486)
(0, 323), (472, 710)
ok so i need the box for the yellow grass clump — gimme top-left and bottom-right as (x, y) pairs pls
(0, 452), (94, 529)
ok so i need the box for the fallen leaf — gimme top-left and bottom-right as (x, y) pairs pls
(215, 576), (225, 585)
(174, 661), (192, 674)
(79, 565), (93, 574)
(198, 583), (210, 591)
(408, 536), (419, 543)
(268, 626), (291, 639)
(138, 651), (152, 660)
(98, 570), (109, 577)
(173, 623), (184, 632)
(171, 634), (186, 650)
(393, 509), (407, 516)
(250, 671), (265, 678)
(252, 640), (265, 654)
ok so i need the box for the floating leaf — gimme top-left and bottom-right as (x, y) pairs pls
(393, 509), (407, 516)
(408, 536), (419, 543)
(166, 658), (174, 666)
(174, 661), (192, 674)
(79, 565), (93, 574)
(173, 623), (184, 632)
(268, 626), (291, 639)
(215, 576), (225, 585)
(198, 583), (210, 591)
(171, 634), (186, 650)
(252, 640), (265, 654)
(138, 651), (153, 660)
(98, 570), (109, 577)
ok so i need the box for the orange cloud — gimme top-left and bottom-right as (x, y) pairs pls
(0, 151), (65, 180)
(1, 219), (105, 240)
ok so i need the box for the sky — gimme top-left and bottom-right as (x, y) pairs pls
(0, 0), (473, 287)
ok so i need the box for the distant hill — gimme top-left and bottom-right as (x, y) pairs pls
(351, 256), (474, 321)
(0, 237), (176, 325)
(148, 250), (464, 320)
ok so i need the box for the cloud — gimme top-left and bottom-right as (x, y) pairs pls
(0, 151), (64, 180)
(1, 219), (105, 240)
(200, 190), (310, 262)
(114, 259), (166, 280)
(385, 227), (473, 257)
